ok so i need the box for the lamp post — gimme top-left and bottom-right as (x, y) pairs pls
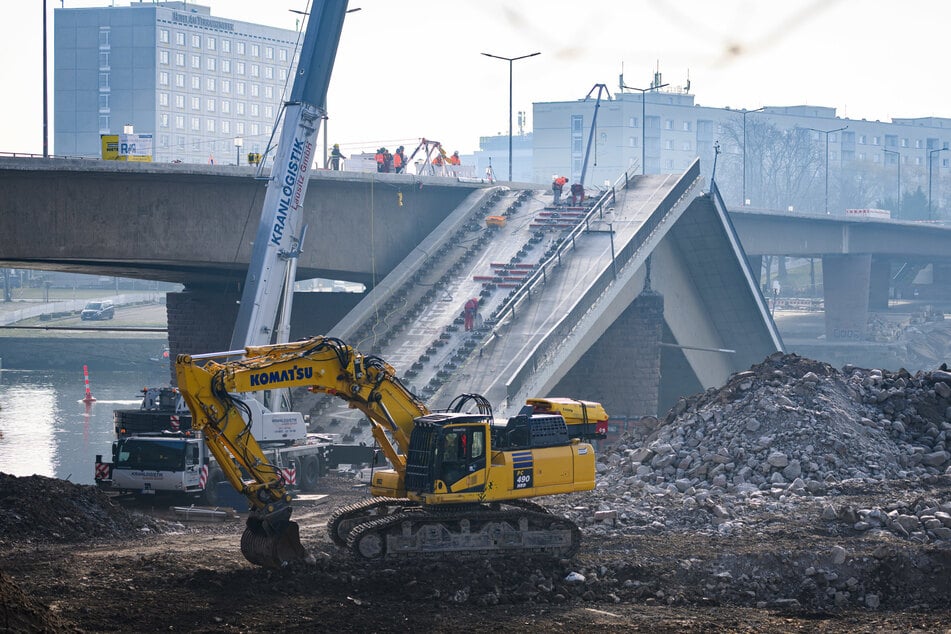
(928, 147), (947, 220)
(740, 107), (765, 206)
(234, 136), (243, 166)
(481, 51), (541, 181)
(42, 0), (49, 158)
(805, 125), (848, 214)
(620, 82), (669, 174)
(883, 148), (901, 218)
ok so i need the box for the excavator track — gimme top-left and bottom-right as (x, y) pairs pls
(345, 506), (581, 560)
(326, 497), (415, 546)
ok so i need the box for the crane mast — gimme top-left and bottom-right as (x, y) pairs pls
(230, 1), (349, 352)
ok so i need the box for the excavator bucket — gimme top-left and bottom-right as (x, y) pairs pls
(240, 519), (307, 568)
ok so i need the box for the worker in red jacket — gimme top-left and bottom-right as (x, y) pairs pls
(375, 148), (385, 172)
(464, 297), (479, 331)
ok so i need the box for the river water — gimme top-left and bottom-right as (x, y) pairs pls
(0, 365), (171, 485)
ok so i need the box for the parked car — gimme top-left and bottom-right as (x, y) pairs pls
(81, 300), (115, 320)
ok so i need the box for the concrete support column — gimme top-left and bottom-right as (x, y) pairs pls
(553, 291), (664, 418)
(166, 288), (241, 383)
(823, 254), (871, 341)
(868, 256), (891, 309)
(746, 255), (763, 288)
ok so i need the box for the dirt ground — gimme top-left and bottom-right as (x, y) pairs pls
(1, 473), (950, 633)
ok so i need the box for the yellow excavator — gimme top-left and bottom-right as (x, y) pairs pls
(175, 336), (608, 567)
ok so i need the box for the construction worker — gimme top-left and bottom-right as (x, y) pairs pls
(552, 175), (568, 205)
(394, 146), (406, 173)
(375, 148), (385, 172)
(383, 148), (393, 173)
(464, 297), (479, 331)
(570, 182), (584, 206)
(432, 153), (445, 166)
(330, 144), (346, 170)
(449, 151), (461, 166)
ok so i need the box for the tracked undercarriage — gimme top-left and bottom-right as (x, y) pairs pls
(328, 496), (581, 560)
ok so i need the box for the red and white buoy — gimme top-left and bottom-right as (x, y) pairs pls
(82, 364), (96, 403)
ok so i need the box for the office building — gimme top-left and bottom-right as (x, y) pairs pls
(54, 2), (299, 164)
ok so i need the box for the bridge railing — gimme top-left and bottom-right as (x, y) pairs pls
(502, 160), (703, 404)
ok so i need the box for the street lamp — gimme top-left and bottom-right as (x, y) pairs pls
(883, 148), (901, 218)
(234, 136), (243, 166)
(928, 147), (947, 220)
(740, 107), (766, 205)
(481, 51), (541, 181)
(620, 82), (669, 174)
(804, 125), (848, 214)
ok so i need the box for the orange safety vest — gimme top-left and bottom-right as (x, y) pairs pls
(450, 155), (461, 165)
(375, 152), (384, 164)
(433, 155), (444, 165)
(394, 153), (403, 168)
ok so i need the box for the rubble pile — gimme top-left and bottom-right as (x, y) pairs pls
(0, 473), (167, 547)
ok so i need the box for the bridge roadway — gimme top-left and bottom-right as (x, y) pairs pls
(308, 160), (779, 433)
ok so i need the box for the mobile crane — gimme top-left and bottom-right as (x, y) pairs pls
(175, 336), (608, 567)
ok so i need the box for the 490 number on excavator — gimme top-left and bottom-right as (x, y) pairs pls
(175, 336), (608, 567)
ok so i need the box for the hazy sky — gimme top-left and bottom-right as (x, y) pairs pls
(2, 0), (949, 157)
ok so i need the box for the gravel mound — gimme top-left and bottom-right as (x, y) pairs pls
(0, 571), (78, 633)
(0, 473), (167, 547)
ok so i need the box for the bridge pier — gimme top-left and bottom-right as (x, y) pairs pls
(166, 287), (363, 384)
(553, 290), (664, 418)
(822, 254), (871, 341)
(869, 256), (891, 309)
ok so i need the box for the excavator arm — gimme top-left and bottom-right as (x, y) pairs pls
(175, 336), (430, 566)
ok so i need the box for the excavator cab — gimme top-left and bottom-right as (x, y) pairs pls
(404, 413), (491, 495)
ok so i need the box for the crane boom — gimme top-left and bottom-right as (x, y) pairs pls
(230, 0), (349, 351)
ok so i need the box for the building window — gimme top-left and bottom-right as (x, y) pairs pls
(279, 68), (287, 81)
(98, 115), (109, 132)
(175, 73), (185, 88)
(682, 121), (692, 132)
(914, 156), (922, 165)
(206, 77), (216, 91)
(174, 94), (184, 108)
(221, 79), (231, 93)
(264, 105), (274, 118)
(250, 103), (260, 117)
(236, 101), (245, 115)
(236, 61), (245, 75)
(221, 120), (231, 134)
(250, 44), (260, 57)
(915, 139), (923, 149)
(264, 86), (273, 99)
(99, 72), (110, 89)
(158, 51), (168, 65)
(901, 138), (908, 148)
(101, 52), (111, 68)
(206, 57), (216, 71)
(99, 28), (110, 47)
(191, 97), (200, 110)
(629, 136), (638, 147)
(222, 39), (231, 53)
(160, 113), (169, 128)
(264, 66), (274, 80)
(98, 94), (109, 111)
(159, 92), (169, 107)
(175, 52), (185, 66)
(279, 48), (288, 62)
(682, 141), (691, 151)
(236, 81), (246, 96)
(191, 117), (200, 131)
(176, 135), (185, 150)
(664, 139), (673, 150)
(250, 64), (260, 78)
(664, 119), (673, 130)
(872, 136), (880, 146)
(236, 121), (245, 135)
(664, 159), (674, 169)
(175, 32), (185, 46)
(206, 37), (216, 51)
(175, 115), (185, 129)
(944, 158), (950, 168)
(250, 84), (260, 97)
(191, 76), (200, 89)
(858, 135), (867, 145)
(222, 59), (231, 73)
(236, 41), (246, 55)
(191, 55), (200, 69)
(251, 123), (260, 136)
(191, 34), (200, 48)
(159, 29), (169, 44)
(206, 118), (215, 132)
(265, 46), (274, 60)
(206, 98), (215, 112)
(221, 100), (231, 114)
(858, 152), (866, 161)
(571, 115), (583, 133)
